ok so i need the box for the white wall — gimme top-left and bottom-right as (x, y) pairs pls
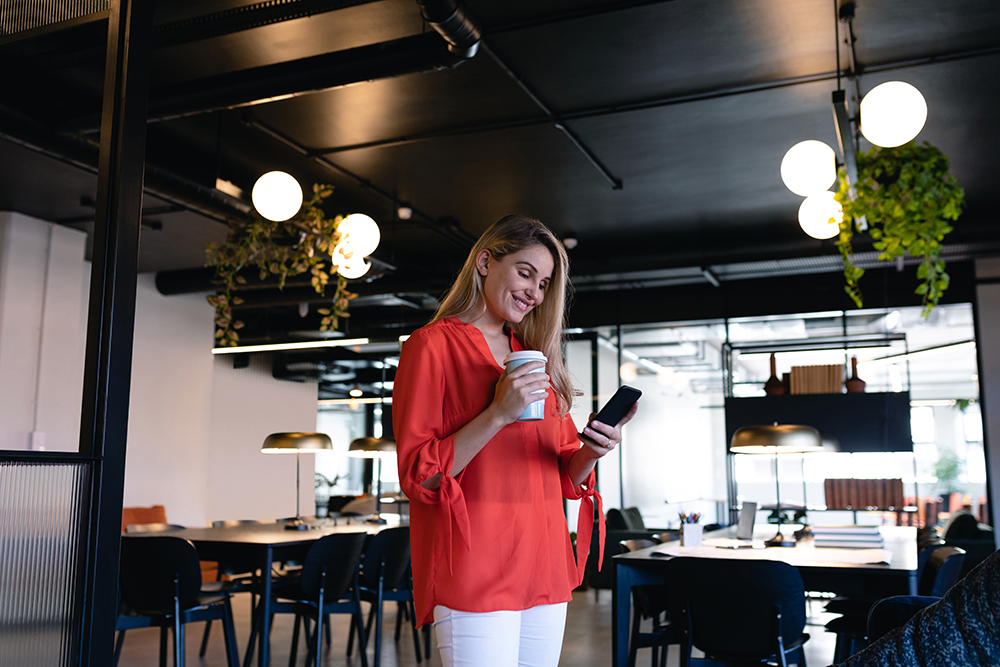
(0, 211), (321, 528)
(125, 275), (320, 526)
(0, 212), (87, 452)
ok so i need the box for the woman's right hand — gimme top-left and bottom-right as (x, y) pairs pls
(490, 361), (550, 425)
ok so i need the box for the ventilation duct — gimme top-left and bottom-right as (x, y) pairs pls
(65, 0), (483, 131)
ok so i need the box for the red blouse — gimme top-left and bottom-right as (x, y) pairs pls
(393, 317), (604, 627)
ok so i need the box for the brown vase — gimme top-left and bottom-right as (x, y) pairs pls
(845, 356), (866, 393)
(764, 353), (785, 395)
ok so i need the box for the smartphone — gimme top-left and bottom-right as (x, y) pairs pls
(579, 385), (641, 445)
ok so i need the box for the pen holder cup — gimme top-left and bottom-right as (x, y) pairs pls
(681, 523), (703, 547)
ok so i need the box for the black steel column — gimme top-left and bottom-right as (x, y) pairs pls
(77, 0), (153, 664)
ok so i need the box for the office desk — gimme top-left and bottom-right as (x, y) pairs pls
(611, 525), (917, 667)
(133, 519), (397, 667)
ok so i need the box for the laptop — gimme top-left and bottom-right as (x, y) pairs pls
(707, 502), (757, 549)
(736, 501), (757, 541)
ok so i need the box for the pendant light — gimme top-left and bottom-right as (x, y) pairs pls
(860, 81), (928, 148)
(780, 140), (837, 196)
(251, 171), (303, 222)
(797, 191), (842, 240)
(339, 213), (381, 258)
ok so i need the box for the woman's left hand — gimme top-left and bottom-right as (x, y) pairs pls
(580, 401), (639, 457)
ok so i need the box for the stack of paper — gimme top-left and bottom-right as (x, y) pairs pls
(812, 524), (884, 549)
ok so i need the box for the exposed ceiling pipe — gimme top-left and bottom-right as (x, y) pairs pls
(416, 0), (481, 58)
(64, 0), (483, 132)
(0, 103), (249, 224)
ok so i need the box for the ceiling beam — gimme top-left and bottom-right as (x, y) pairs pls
(309, 43), (1000, 156)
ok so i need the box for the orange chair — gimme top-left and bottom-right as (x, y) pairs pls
(121, 504), (168, 532)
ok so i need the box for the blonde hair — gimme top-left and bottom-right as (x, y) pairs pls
(431, 215), (577, 413)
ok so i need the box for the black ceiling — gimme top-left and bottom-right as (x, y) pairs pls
(2, 0), (1000, 396)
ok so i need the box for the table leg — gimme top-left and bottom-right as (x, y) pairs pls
(612, 561), (631, 667)
(260, 546), (274, 667)
(613, 560), (665, 667)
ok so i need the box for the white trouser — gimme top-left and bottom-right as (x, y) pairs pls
(432, 602), (568, 667)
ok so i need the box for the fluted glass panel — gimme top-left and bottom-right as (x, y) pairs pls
(0, 0), (109, 36)
(0, 461), (90, 666)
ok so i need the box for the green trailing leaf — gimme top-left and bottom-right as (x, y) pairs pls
(834, 142), (964, 318)
(205, 184), (358, 344)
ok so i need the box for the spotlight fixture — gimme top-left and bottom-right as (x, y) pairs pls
(861, 81), (927, 148)
(396, 205), (413, 220)
(562, 232), (578, 250)
(251, 171), (303, 222)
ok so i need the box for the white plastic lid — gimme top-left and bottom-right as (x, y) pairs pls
(504, 350), (547, 364)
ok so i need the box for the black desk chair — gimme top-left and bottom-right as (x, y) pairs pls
(199, 519), (274, 659)
(867, 595), (940, 644)
(250, 531), (369, 667)
(826, 545), (966, 662)
(344, 527), (425, 667)
(117, 535), (240, 667)
(620, 539), (676, 667)
(670, 557), (809, 667)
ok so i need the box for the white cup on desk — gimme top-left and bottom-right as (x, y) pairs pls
(681, 523), (703, 547)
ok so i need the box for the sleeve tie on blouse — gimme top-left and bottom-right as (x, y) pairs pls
(438, 473), (472, 575)
(574, 485), (604, 585)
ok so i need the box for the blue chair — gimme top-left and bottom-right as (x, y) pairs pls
(345, 527), (426, 667)
(620, 539), (676, 667)
(117, 535), (240, 667)
(669, 557), (809, 667)
(866, 595), (940, 644)
(251, 531), (369, 667)
(826, 545), (966, 662)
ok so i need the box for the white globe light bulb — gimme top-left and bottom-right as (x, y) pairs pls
(251, 171), (302, 222)
(619, 362), (638, 383)
(780, 140), (837, 196)
(339, 213), (381, 258)
(860, 81), (928, 148)
(798, 191), (843, 240)
(338, 258), (371, 280)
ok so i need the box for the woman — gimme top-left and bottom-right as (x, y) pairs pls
(393, 214), (638, 667)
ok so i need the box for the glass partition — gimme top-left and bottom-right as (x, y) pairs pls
(0, 459), (90, 666)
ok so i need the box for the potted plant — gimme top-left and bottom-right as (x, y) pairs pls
(930, 448), (964, 510)
(205, 184), (356, 346)
(835, 141), (964, 317)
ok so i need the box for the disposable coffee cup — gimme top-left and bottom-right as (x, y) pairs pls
(681, 523), (703, 547)
(503, 351), (548, 421)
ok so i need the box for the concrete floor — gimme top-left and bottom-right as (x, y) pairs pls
(114, 589), (840, 666)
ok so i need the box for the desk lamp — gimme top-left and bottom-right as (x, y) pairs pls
(348, 437), (396, 524)
(262, 432), (333, 530)
(730, 423), (822, 547)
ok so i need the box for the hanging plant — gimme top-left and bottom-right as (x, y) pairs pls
(834, 141), (964, 317)
(206, 184), (356, 346)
